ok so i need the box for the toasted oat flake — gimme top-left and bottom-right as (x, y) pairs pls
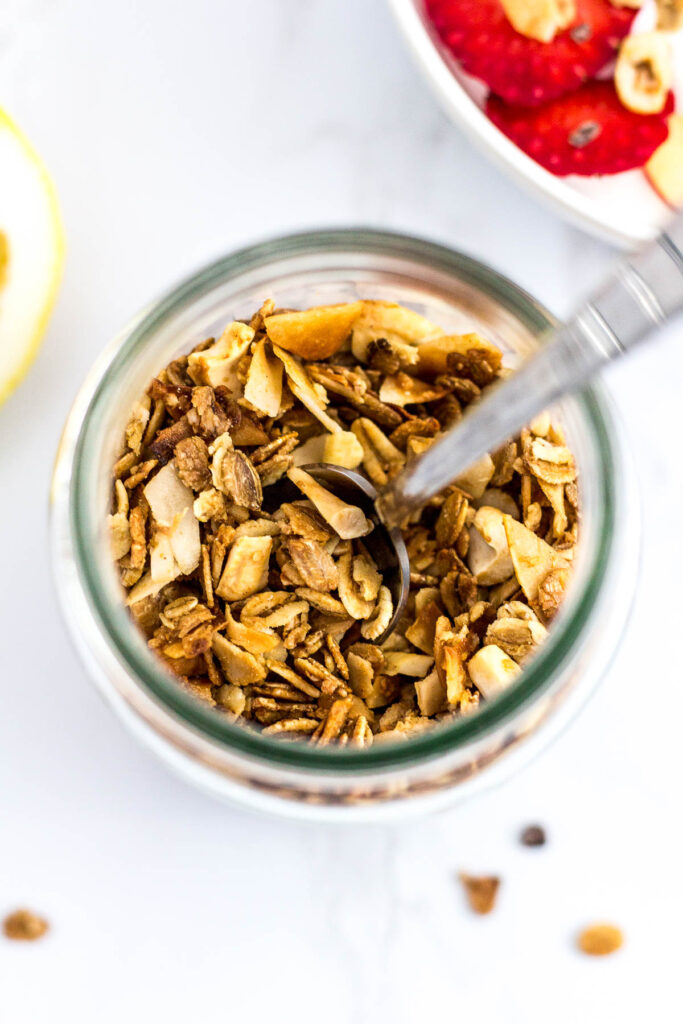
(113, 298), (579, 744)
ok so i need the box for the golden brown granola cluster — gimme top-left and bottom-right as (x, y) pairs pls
(110, 299), (579, 746)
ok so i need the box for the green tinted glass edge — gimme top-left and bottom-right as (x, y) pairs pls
(70, 228), (615, 773)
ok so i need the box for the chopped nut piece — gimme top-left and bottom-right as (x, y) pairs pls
(577, 924), (623, 957)
(287, 467), (371, 539)
(265, 302), (362, 361)
(459, 874), (500, 915)
(468, 506), (514, 585)
(216, 535), (272, 601)
(467, 644), (521, 700)
(3, 909), (49, 941)
(322, 430), (364, 469)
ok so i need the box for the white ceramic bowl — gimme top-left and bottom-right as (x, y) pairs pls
(387, 0), (681, 248)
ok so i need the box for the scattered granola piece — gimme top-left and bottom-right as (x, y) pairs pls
(520, 824), (547, 847)
(3, 909), (49, 942)
(459, 874), (501, 915)
(577, 923), (623, 956)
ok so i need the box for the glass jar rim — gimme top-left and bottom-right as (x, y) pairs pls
(67, 227), (617, 773)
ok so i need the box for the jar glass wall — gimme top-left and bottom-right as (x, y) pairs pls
(50, 229), (639, 821)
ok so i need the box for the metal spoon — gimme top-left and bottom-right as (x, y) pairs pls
(305, 214), (683, 642)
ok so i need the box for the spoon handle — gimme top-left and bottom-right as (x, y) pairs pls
(377, 214), (683, 527)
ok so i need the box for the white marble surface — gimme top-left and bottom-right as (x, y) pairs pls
(1, 1), (681, 1020)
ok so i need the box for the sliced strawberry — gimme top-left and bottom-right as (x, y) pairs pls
(487, 82), (673, 176)
(425, 0), (636, 107)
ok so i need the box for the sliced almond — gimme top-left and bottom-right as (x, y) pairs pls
(187, 321), (254, 392)
(503, 515), (569, 603)
(243, 339), (283, 417)
(287, 467), (372, 539)
(264, 302), (362, 361)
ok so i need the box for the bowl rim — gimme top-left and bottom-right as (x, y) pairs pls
(61, 226), (619, 774)
(385, 0), (662, 249)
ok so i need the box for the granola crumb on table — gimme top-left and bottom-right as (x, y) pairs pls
(110, 298), (580, 746)
(3, 908), (50, 942)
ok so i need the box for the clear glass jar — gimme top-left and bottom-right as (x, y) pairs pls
(50, 229), (639, 821)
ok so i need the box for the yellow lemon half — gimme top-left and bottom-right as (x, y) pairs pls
(0, 108), (64, 406)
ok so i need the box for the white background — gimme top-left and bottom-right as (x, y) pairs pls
(1, 1), (681, 1021)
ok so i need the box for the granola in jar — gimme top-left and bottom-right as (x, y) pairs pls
(110, 299), (579, 746)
